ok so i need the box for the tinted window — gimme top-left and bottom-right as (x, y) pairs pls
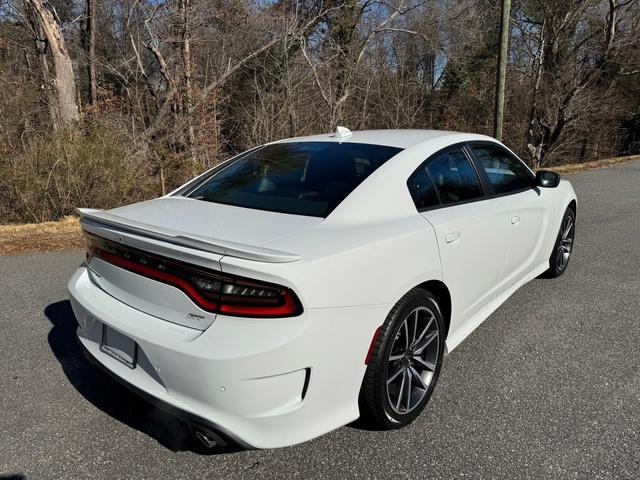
(187, 142), (402, 217)
(408, 166), (439, 209)
(426, 149), (483, 205)
(471, 145), (534, 194)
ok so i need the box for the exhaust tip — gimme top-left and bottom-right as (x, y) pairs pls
(195, 429), (218, 448)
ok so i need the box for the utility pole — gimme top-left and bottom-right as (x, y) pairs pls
(493, 0), (511, 141)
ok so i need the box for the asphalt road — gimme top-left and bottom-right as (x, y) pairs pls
(1, 162), (639, 480)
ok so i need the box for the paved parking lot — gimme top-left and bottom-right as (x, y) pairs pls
(1, 161), (639, 479)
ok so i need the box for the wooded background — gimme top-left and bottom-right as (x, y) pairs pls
(0, 0), (639, 223)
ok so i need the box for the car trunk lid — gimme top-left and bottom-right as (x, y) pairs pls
(77, 197), (318, 330)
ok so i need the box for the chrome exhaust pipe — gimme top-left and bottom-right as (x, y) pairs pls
(195, 429), (218, 448)
(193, 427), (234, 448)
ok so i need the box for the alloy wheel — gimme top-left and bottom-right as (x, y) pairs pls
(556, 214), (574, 271)
(386, 306), (440, 415)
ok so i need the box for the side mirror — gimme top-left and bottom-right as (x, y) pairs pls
(535, 170), (560, 188)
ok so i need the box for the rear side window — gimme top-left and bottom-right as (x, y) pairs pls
(427, 149), (483, 205)
(187, 142), (402, 217)
(407, 167), (439, 209)
(471, 145), (534, 194)
(408, 148), (484, 209)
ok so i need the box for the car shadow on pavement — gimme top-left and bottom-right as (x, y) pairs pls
(44, 300), (241, 455)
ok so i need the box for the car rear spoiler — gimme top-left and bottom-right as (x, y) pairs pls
(76, 208), (302, 263)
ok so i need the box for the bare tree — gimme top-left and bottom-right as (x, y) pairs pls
(1, 0), (639, 223)
(24, 0), (80, 127)
(525, 0), (638, 167)
(27, 15), (59, 130)
(301, 0), (435, 127)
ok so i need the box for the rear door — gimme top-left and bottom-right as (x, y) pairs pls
(468, 143), (555, 286)
(408, 146), (510, 333)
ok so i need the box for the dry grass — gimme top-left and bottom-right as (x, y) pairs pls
(0, 154), (638, 256)
(547, 155), (640, 174)
(0, 216), (84, 256)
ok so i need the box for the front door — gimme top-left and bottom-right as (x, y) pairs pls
(410, 147), (510, 335)
(468, 143), (554, 285)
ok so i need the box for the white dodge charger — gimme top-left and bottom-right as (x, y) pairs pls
(68, 128), (577, 449)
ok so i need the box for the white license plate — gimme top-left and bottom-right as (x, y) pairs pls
(100, 324), (137, 369)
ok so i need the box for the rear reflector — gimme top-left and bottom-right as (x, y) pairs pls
(85, 233), (302, 318)
(365, 326), (383, 365)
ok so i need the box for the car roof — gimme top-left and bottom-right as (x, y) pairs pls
(270, 129), (469, 149)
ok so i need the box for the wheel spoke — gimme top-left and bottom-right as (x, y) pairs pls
(413, 355), (436, 371)
(388, 354), (404, 362)
(395, 371), (406, 410)
(556, 246), (564, 267)
(403, 320), (410, 350)
(404, 370), (412, 411)
(387, 366), (404, 384)
(410, 315), (433, 350)
(409, 366), (428, 390)
(563, 218), (573, 238)
(414, 330), (438, 354)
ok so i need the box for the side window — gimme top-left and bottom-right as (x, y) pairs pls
(426, 149), (483, 205)
(407, 148), (483, 210)
(471, 145), (534, 194)
(408, 167), (439, 209)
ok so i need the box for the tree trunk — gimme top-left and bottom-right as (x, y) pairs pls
(37, 31), (59, 130)
(180, 0), (195, 160)
(85, 0), (98, 108)
(26, 6), (58, 129)
(526, 19), (546, 168)
(26, 0), (80, 127)
(329, 0), (359, 127)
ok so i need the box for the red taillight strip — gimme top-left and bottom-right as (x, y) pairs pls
(219, 292), (298, 317)
(93, 248), (219, 311)
(87, 235), (303, 318)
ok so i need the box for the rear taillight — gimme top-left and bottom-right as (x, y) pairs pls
(85, 234), (302, 318)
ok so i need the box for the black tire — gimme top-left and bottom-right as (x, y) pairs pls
(359, 289), (445, 429)
(544, 207), (576, 278)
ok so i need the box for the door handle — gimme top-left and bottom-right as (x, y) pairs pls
(511, 215), (520, 225)
(445, 231), (461, 244)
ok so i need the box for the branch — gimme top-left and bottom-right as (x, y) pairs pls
(143, 20), (175, 91)
(300, 39), (332, 107)
(129, 34), (159, 107)
(202, 36), (282, 96)
(354, 1), (406, 67)
(373, 27), (431, 44)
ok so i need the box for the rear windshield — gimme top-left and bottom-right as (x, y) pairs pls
(186, 142), (402, 217)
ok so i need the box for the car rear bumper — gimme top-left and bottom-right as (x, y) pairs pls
(68, 266), (389, 448)
(76, 336), (238, 447)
